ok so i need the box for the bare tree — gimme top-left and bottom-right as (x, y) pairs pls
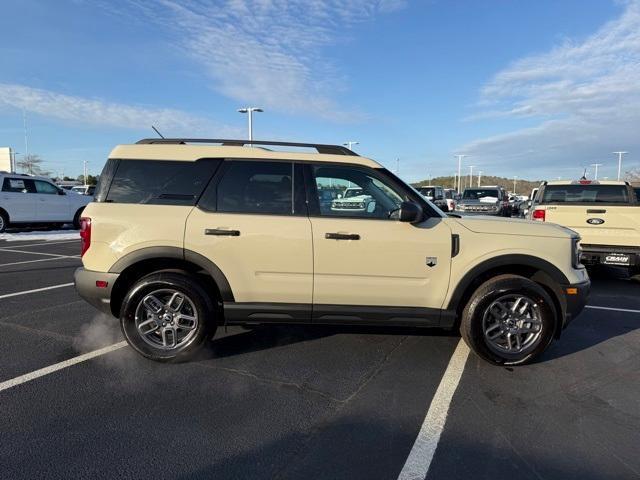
(625, 168), (640, 184)
(16, 154), (50, 176)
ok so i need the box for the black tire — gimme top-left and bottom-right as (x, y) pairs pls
(120, 272), (218, 362)
(460, 274), (557, 366)
(72, 208), (84, 229)
(0, 210), (7, 233)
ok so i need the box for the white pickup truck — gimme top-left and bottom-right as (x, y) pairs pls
(531, 180), (640, 275)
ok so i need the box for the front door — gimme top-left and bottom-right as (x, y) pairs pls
(307, 164), (452, 314)
(185, 160), (313, 321)
(33, 180), (69, 221)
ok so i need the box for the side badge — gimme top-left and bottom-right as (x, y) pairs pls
(426, 257), (438, 267)
(586, 218), (605, 225)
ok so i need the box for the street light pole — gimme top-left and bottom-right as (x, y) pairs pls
(343, 141), (359, 151)
(237, 107), (264, 142)
(454, 154), (467, 193)
(83, 160), (88, 186)
(513, 175), (517, 194)
(613, 151), (628, 181)
(477, 171), (482, 187)
(590, 163), (603, 180)
(468, 165), (475, 189)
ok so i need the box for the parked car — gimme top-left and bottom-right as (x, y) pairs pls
(75, 138), (589, 366)
(71, 185), (96, 196)
(330, 187), (376, 214)
(416, 186), (449, 211)
(455, 187), (511, 216)
(0, 172), (92, 232)
(523, 187), (541, 218)
(444, 188), (456, 211)
(531, 180), (640, 276)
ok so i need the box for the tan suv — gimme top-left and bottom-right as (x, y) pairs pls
(75, 139), (590, 365)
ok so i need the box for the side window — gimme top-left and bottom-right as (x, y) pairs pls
(2, 178), (34, 193)
(105, 159), (220, 205)
(214, 161), (295, 215)
(34, 180), (60, 194)
(312, 165), (406, 219)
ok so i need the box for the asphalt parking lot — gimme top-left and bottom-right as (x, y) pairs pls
(0, 236), (639, 480)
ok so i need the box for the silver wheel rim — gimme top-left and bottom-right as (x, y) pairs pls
(482, 294), (543, 355)
(134, 289), (199, 350)
(0, 216), (4, 230)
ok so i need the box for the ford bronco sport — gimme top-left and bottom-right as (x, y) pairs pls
(531, 180), (640, 276)
(75, 139), (589, 365)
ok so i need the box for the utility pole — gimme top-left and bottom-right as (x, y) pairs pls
(468, 165), (475, 190)
(590, 163), (603, 180)
(613, 151), (627, 181)
(513, 175), (517, 194)
(477, 171), (482, 187)
(237, 107), (263, 142)
(454, 155), (467, 193)
(83, 160), (88, 185)
(23, 109), (29, 163)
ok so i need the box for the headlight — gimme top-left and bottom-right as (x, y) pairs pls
(572, 237), (582, 268)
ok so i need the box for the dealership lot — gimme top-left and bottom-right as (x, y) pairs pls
(0, 237), (639, 480)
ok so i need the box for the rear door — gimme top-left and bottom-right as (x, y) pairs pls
(1, 177), (37, 221)
(185, 160), (313, 320)
(538, 184), (640, 247)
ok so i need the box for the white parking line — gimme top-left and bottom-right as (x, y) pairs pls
(586, 305), (640, 314)
(0, 282), (74, 300)
(0, 248), (71, 258)
(0, 341), (128, 393)
(0, 239), (78, 250)
(398, 340), (470, 480)
(0, 256), (80, 267)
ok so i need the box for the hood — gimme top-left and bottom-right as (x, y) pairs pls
(450, 215), (576, 239)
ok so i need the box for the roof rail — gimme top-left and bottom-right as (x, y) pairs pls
(135, 138), (358, 156)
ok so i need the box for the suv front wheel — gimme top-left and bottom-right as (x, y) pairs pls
(120, 272), (217, 361)
(460, 274), (556, 365)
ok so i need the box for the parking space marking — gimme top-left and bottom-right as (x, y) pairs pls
(0, 283), (74, 300)
(0, 239), (78, 250)
(0, 248), (72, 258)
(398, 340), (470, 480)
(586, 305), (640, 314)
(0, 341), (127, 393)
(0, 256), (80, 267)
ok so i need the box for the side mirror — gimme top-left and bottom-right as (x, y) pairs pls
(337, 194), (343, 199)
(57, 189), (66, 195)
(527, 200), (532, 208)
(399, 201), (423, 223)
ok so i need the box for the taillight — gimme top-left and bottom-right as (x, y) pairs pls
(532, 209), (546, 221)
(80, 217), (91, 256)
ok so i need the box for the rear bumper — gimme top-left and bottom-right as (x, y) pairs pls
(581, 245), (640, 268)
(74, 267), (119, 316)
(561, 279), (590, 329)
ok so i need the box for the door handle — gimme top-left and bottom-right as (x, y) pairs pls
(325, 232), (360, 240)
(205, 228), (240, 236)
(587, 209), (606, 214)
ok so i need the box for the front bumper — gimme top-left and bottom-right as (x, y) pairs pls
(74, 267), (120, 316)
(560, 279), (590, 329)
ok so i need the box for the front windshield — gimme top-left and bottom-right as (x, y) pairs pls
(462, 189), (500, 200)
(344, 188), (364, 198)
(419, 187), (435, 197)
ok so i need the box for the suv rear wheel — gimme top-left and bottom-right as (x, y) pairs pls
(120, 272), (217, 361)
(460, 274), (556, 365)
(0, 210), (7, 233)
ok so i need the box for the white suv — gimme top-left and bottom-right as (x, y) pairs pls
(0, 172), (92, 232)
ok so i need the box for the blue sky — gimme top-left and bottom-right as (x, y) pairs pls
(1, 0), (638, 182)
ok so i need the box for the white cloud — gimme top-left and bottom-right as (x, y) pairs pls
(107, 0), (406, 120)
(459, 0), (640, 178)
(0, 83), (238, 135)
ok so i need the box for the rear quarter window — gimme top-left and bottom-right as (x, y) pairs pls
(540, 185), (631, 204)
(102, 159), (221, 205)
